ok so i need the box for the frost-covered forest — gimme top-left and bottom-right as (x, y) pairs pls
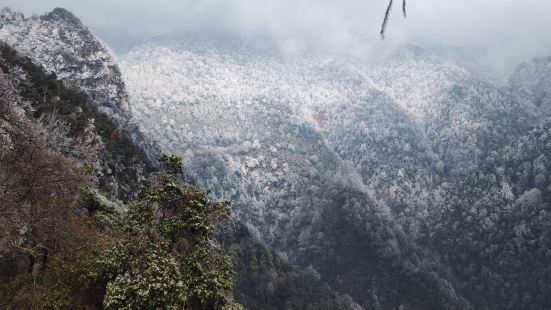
(1, 5), (551, 310)
(120, 36), (551, 309)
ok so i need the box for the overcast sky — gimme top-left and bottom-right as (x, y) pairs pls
(3, 0), (551, 75)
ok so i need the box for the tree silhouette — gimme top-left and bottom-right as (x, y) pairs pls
(380, 0), (407, 39)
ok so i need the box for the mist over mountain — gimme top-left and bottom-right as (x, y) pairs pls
(5, 0), (551, 76)
(118, 33), (551, 309)
(1, 4), (551, 310)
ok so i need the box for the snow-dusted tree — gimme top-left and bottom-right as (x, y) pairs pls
(92, 155), (243, 310)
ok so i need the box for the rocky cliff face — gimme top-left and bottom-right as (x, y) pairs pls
(0, 7), (129, 119)
(0, 40), (150, 203)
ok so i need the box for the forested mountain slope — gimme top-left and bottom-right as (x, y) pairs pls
(427, 117), (551, 309)
(509, 56), (551, 115)
(0, 7), (150, 202)
(120, 35), (551, 309)
(0, 7), (129, 117)
(0, 12), (363, 309)
(2, 6), (551, 310)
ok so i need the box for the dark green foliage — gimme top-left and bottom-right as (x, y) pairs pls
(97, 238), (186, 309)
(0, 154), (242, 309)
(77, 188), (120, 229)
(87, 156), (241, 309)
(182, 241), (235, 308)
(160, 153), (184, 175)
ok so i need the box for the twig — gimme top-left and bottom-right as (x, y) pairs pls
(380, 0), (407, 39)
(380, 0), (394, 39)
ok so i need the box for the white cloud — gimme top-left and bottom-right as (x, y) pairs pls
(3, 0), (551, 74)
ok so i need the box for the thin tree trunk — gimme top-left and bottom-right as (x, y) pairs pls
(380, 0), (394, 39)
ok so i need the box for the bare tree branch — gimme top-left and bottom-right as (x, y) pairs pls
(380, 0), (407, 39)
(380, 0), (394, 39)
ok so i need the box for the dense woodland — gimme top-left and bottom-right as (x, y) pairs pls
(0, 41), (359, 309)
(1, 6), (551, 310)
(0, 42), (239, 308)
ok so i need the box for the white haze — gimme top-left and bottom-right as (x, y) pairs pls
(3, 0), (551, 76)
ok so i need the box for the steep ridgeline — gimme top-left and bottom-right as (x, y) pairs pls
(0, 41), (151, 203)
(0, 7), (129, 119)
(348, 47), (550, 309)
(364, 44), (540, 239)
(121, 38), (474, 309)
(371, 44), (538, 176)
(327, 49), (550, 309)
(0, 7), (158, 202)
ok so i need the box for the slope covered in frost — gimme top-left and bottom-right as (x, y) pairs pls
(0, 7), (129, 117)
(120, 38), (476, 309)
(509, 56), (551, 115)
(120, 35), (551, 309)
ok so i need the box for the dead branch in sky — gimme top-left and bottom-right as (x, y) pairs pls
(380, 0), (407, 39)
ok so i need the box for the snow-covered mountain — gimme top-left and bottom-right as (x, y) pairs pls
(0, 7), (129, 118)
(0, 7), (154, 202)
(119, 35), (551, 309)
(372, 45), (538, 173)
(428, 116), (551, 309)
(120, 38), (481, 309)
(121, 39), (445, 245)
(119, 38), (539, 239)
(2, 5), (550, 308)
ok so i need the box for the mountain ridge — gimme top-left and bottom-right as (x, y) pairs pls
(2, 6), (551, 309)
(0, 7), (129, 118)
(120, 35), (551, 309)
